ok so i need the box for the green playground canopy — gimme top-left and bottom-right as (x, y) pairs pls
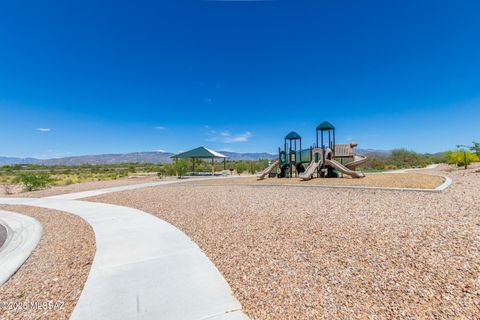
(316, 121), (335, 131)
(284, 131), (301, 140)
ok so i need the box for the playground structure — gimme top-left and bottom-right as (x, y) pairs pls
(257, 121), (367, 180)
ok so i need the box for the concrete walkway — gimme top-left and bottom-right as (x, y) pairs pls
(0, 223), (6, 248)
(48, 175), (242, 200)
(0, 197), (248, 320)
(0, 209), (43, 286)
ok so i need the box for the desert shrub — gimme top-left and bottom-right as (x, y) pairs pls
(365, 157), (386, 171)
(13, 172), (52, 192)
(247, 161), (259, 174)
(157, 167), (166, 178)
(235, 161), (247, 175)
(386, 149), (429, 168)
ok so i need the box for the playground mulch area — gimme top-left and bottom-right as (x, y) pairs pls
(182, 172), (445, 189)
(0, 205), (95, 320)
(87, 165), (479, 319)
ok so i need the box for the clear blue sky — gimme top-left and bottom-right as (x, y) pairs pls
(1, 0), (479, 158)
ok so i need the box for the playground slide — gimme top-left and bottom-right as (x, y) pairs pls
(325, 159), (365, 178)
(257, 160), (279, 180)
(298, 160), (321, 180)
(345, 154), (368, 170)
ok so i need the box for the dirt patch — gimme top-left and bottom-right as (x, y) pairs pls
(0, 205), (95, 320)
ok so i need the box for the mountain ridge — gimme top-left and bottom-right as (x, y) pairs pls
(0, 148), (397, 166)
(0, 151), (277, 165)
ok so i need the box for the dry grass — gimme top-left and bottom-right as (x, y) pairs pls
(87, 165), (479, 319)
(0, 205), (95, 320)
(183, 172), (445, 189)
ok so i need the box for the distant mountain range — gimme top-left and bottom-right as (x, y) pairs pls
(0, 149), (398, 166)
(0, 150), (278, 166)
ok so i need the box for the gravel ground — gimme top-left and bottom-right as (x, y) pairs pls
(183, 173), (444, 189)
(0, 205), (95, 320)
(0, 223), (6, 248)
(2, 175), (163, 198)
(88, 164), (480, 319)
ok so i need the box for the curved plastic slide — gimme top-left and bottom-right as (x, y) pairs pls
(345, 154), (368, 170)
(325, 159), (365, 178)
(298, 160), (321, 180)
(257, 160), (279, 180)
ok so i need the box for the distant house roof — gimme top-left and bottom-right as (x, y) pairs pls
(284, 131), (302, 140)
(171, 147), (227, 159)
(316, 121), (335, 131)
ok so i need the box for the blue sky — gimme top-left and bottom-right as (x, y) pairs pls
(1, 0), (479, 158)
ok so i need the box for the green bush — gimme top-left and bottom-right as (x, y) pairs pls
(14, 173), (53, 192)
(157, 167), (166, 178)
(174, 160), (189, 178)
(365, 157), (386, 171)
(386, 149), (429, 168)
(247, 161), (259, 174)
(234, 161), (247, 175)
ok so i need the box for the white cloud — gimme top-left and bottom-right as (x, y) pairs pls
(154, 126), (167, 130)
(36, 128), (51, 132)
(206, 129), (252, 143)
(156, 149), (166, 152)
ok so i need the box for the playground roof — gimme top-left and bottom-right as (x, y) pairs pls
(317, 121), (335, 131)
(171, 147), (227, 159)
(284, 131), (302, 140)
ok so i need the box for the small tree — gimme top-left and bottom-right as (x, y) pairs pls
(174, 160), (189, 178)
(235, 161), (247, 175)
(447, 150), (479, 169)
(14, 173), (53, 192)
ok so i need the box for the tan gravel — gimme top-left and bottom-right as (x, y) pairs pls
(183, 173), (445, 189)
(87, 164), (480, 319)
(0, 205), (95, 320)
(3, 175), (165, 198)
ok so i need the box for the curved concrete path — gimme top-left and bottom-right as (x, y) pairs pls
(48, 175), (243, 200)
(0, 223), (6, 248)
(0, 209), (42, 286)
(0, 197), (248, 320)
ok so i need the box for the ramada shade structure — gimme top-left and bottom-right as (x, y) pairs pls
(171, 146), (227, 175)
